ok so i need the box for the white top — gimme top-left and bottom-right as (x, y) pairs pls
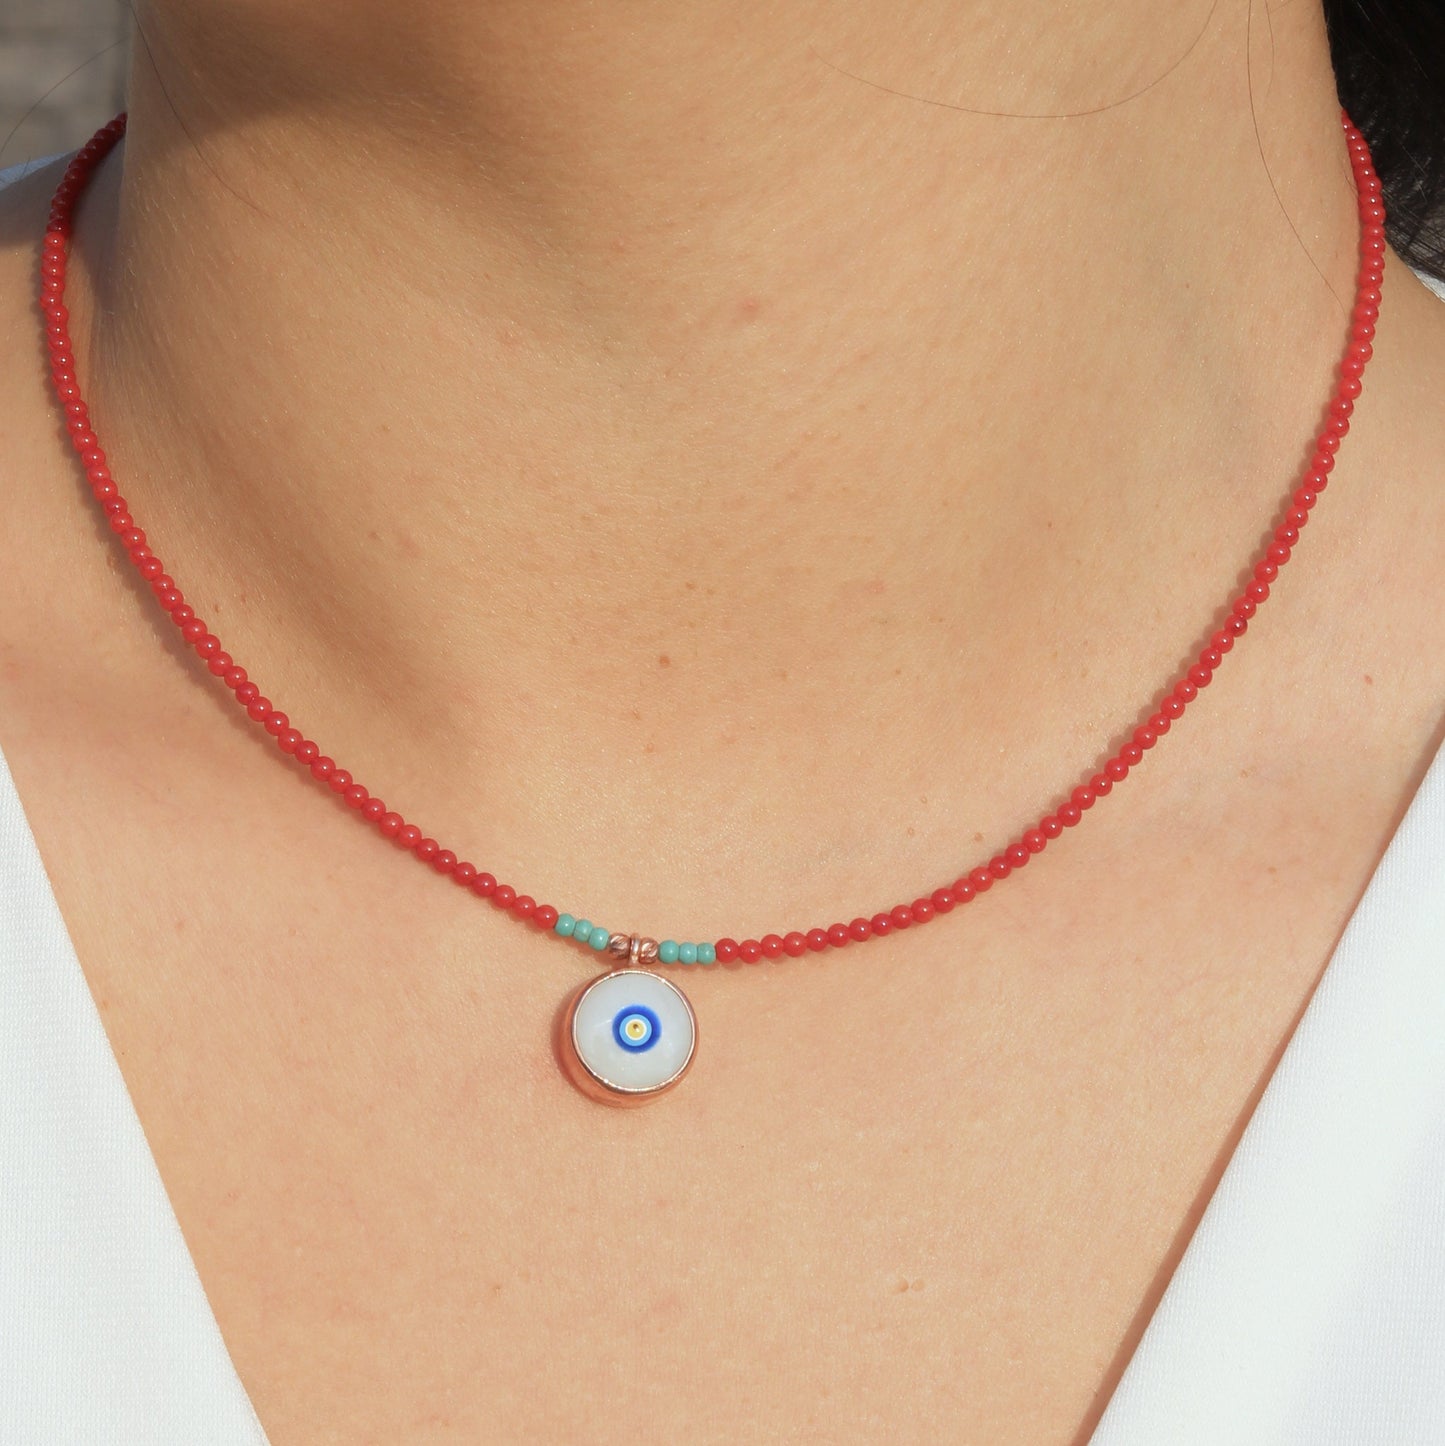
(2, 156), (1444, 1442)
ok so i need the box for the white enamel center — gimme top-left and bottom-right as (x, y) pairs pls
(569, 970), (696, 1096)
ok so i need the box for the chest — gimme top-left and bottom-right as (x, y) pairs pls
(53, 761), (1358, 1446)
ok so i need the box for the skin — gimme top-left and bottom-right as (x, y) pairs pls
(1, 1), (1443, 1440)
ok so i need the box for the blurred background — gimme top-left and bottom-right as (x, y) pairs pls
(1, 0), (128, 173)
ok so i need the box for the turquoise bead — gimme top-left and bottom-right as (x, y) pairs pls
(678, 942), (698, 965)
(658, 940), (680, 964)
(573, 919), (592, 943)
(588, 925), (610, 951)
(697, 942), (716, 965)
(554, 913), (576, 938)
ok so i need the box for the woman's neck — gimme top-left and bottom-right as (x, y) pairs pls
(62, 0), (1390, 866)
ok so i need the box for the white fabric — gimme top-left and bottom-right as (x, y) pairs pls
(1090, 739), (1445, 1444)
(3, 156), (1444, 1442)
(0, 748), (269, 1445)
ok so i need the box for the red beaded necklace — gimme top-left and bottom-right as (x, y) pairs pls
(41, 111), (1385, 1105)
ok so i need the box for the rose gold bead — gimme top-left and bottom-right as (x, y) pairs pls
(632, 937), (660, 966)
(607, 932), (632, 961)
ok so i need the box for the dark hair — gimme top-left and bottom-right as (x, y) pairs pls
(1325, 0), (1445, 280)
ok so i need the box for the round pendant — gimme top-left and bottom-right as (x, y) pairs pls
(562, 969), (697, 1106)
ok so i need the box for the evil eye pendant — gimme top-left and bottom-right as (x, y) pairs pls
(563, 969), (697, 1106)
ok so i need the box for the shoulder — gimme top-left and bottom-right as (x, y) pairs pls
(0, 153), (68, 304)
(0, 151), (107, 733)
(0, 152), (72, 516)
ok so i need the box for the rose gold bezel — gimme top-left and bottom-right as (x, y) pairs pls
(559, 969), (697, 1107)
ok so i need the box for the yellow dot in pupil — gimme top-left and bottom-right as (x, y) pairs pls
(626, 1019), (646, 1038)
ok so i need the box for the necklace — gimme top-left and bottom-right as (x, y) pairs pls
(40, 112), (1385, 1105)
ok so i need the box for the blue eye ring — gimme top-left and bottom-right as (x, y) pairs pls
(612, 1003), (661, 1053)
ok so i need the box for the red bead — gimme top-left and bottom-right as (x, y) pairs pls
(294, 740), (318, 764)
(378, 813), (403, 838)
(415, 837), (440, 863)
(783, 931), (808, 957)
(1005, 843), (1030, 868)
(309, 754), (334, 780)
(762, 933), (786, 958)
(1188, 663), (1213, 688)
(1090, 773), (1113, 797)
(433, 851), (458, 875)
(343, 784), (368, 809)
(533, 904), (559, 929)
(968, 866), (993, 892)
(326, 768), (353, 793)
(887, 903), (912, 929)
(1041, 815), (1063, 838)
(492, 882), (515, 907)
(951, 879), (976, 903)
(1104, 758), (1130, 783)
(278, 728), (302, 754)
(1071, 785), (1096, 811)
(930, 888), (956, 914)
(1120, 742), (1144, 766)
(739, 939), (764, 964)
(512, 893), (535, 916)
(869, 913), (892, 937)
(263, 710), (288, 735)
(849, 916), (872, 939)
(805, 928), (830, 952)
(1058, 803), (1082, 827)
(826, 923), (850, 947)
(360, 796), (385, 821)
(988, 856), (1012, 880)
(715, 938), (740, 963)
(397, 824), (423, 850)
